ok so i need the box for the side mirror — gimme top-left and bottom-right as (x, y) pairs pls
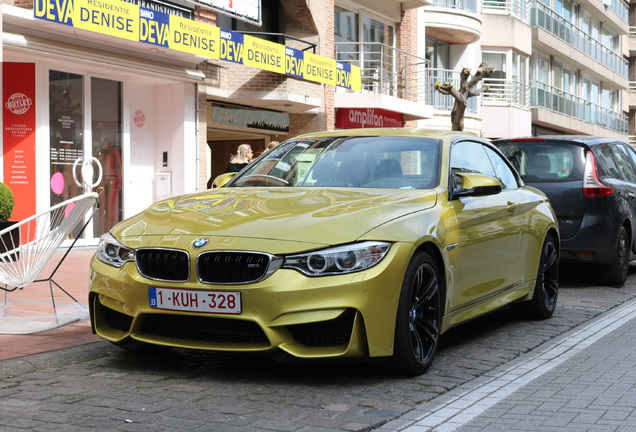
(212, 172), (237, 188)
(453, 172), (503, 198)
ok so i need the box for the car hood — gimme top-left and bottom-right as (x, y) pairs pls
(112, 187), (437, 250)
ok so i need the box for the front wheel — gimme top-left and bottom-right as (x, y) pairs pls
(514, 233), (559, 319)
(387, 252), (443, 376)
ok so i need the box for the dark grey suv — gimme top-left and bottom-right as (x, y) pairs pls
(494, 136), (636, 286)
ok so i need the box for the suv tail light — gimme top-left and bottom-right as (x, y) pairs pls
(583, 152), (613, 197)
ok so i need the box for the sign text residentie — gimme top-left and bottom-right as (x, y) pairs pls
(34, 0), (362, 91)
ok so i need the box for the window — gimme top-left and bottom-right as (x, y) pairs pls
(484, 147), (519, 189)
(426, 38), (450, 70)
(611, 144), (636, 182)
(217, 0), (280, 43)
(602, 27), (618, 54)
(483, 52), (506, 78)
(335, 6), (360, 62)
(537, 54), (549, 84)
(334, 4), (396, 92)
(450, 141), (498, 189)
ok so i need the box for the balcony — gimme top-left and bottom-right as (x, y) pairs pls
(427, 69), (478, 113)
(424, 0), (482, 44)
(483, 0), (530, 23)
(531, 2), (628, 79)
(335, 42), (434, 121)
(629, 81), (636, 108)
(481, 78), (530, 107)
(530, 81), (628, 134)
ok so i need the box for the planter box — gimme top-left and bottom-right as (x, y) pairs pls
(0, 221), (20, 261)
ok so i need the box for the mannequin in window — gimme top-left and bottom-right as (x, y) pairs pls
(98, 136), (122, 232)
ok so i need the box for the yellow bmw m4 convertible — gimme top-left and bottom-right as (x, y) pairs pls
(89, 129), (559, 376)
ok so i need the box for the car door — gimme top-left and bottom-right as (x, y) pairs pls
(446, 140), (524, 312)
(604, 142), (636, 249)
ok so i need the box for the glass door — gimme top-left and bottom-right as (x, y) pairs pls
(48, 71), (123, 240)
(91, 77), (123, 237)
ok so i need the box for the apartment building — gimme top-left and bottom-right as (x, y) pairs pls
(417, 0), (630, 140)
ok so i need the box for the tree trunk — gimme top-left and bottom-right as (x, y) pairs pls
(451, 101), (467, 131)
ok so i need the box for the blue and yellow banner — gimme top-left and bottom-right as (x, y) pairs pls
(34, 0), (361, 91)
(170, 15), (220, 58)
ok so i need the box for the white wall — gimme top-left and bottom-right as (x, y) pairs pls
(481, 106), (532, 139)
(153, 83), (197, 201)
(126, 84), (154, 218)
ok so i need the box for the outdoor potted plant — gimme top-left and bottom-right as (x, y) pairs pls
(0, 182), (18, 259)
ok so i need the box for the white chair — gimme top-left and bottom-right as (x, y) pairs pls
(0, 192), (99, 334)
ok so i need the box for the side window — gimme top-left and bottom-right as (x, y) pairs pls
(483, 146), (519, 189)
(624, 144), (636, 179)
(612, 143), (636, 183)
(450, 141), (496, 188)
(595, 144), (620, 179)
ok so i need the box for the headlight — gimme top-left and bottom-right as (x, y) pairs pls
(96, 233), (135, 268)
(283, 241), (391, 276)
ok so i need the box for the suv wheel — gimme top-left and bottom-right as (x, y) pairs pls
(600, 226), (629, 287)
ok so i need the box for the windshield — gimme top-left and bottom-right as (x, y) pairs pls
(228, 136), (441, 189)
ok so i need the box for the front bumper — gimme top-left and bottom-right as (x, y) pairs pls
(88, 242), (414, 359)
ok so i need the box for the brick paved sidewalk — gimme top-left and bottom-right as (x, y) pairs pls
(385, 291), (636, 432)
(0, 249), (101, 361)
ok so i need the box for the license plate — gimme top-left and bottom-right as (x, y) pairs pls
(148, 287), (241, 314)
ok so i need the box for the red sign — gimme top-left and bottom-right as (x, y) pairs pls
(336, 108), (403, 129)
(3, 63), (36, 220)
(134, 109), (146, 128)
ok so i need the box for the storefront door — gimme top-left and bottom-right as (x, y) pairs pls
(49, 71), (123, 240)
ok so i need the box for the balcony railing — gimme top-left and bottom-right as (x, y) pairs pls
(530, 81), (628, 134)
(481, 78), (530, 106)
(607, 0), (629, 23)
(335, 42), (430, 104)
(426, 69), (478, 113)
(431, 0), (479, 13)
(531, 2), (628, 78)
(483, 0), (530, 23)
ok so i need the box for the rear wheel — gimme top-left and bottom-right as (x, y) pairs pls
(599, 226), (629, 287)
(387, 252), (442, 376)
(514, 233), (559, 319)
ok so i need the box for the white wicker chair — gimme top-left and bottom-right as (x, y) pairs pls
(0, 192), (99, 334)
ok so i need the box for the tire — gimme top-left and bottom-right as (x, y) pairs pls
(387, 251), (443, 376)
(599, 226), (629, 287)
(514, 233), (559, 319)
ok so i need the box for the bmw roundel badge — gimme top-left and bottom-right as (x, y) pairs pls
(193, 238), (209, 249)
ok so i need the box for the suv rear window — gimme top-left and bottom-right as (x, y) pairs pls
(495, 141), (584, 182)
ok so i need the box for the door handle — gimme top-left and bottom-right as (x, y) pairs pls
(506, 201), (518, 213)
(73, 157), (103, 188)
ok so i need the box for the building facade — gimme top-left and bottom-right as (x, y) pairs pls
(1, 0), (426, 246)
(421, 0), (630, 140)
(2, 0), (631, 248)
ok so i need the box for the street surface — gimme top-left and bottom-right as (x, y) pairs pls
(1, 264), (636, 431)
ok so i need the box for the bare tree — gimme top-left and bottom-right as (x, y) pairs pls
(434, 62), (496, 131)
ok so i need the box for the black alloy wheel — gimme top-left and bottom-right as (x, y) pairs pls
(515, 233), (559, 319)
(388, 252), (442, 376)
(600, 226), (629, 287)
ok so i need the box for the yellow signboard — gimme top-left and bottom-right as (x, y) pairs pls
(243, 35), (285, 74)
(74, 0), (139, 42)
(33, 0), (361, 91)
(170, 15), (220, 59)
(303, 52), (337, 86)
